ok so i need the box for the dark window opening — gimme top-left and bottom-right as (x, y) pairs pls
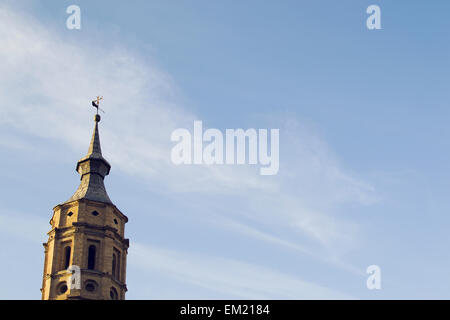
(59, 283), (68, 294)
(110, 287), (118, 300)
(116, 254), (120, 280)
(64, 246), (71, 269)
(85, 283), (96, 292)
(112, 254), (116, 279)
(112, 249), (121, 280)
(87, 245), (96, 270)
(91, 211), (99, 216)
(67, 211), (73, 217)
(113, 218), (118, 225)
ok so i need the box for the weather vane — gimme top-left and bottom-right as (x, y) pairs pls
(91, 96), (105, 115)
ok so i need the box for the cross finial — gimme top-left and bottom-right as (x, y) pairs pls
(92, 96), (105, 115)
(95, 96), (103, 105)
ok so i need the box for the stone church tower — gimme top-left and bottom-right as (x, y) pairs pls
(41, 114), (129, 300)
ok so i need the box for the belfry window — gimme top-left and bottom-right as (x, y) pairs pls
(112, 254), (117, 279)
(64, 246), (71, 269)
(87, 245), (96, 270)
(112, 249), (120, 280)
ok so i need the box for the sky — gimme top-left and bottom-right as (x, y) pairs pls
(0, 0), (450, 299)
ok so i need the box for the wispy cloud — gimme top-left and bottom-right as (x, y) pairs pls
(0, 4), (274, 194)
(0, 4), (377, 296)
(130, 242), (355, 299)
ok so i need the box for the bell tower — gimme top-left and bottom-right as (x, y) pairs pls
(41, 113), (129, 300)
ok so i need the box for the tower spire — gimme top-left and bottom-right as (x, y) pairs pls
(42, 98), (129, 300)
(65, 114), (112, 204)
(87, 114), (103, 157)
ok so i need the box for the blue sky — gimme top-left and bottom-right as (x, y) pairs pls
(1, 0), (450, 299)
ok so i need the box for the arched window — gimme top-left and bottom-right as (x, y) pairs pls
(87, 245), (96, 270)
(110, 287), (118, 300)
(112, 249), (120, 280)
(112, 254), (116, 279)
(64, 246), (71, 269)
(116, 254), (120, 280)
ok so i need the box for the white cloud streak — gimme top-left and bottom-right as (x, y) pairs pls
(0, 4), (376, 295)
(130, 242), (355, 299)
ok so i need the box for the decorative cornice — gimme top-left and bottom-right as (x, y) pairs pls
(50, 222), (129, 248)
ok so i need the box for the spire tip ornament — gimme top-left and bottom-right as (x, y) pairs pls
(92, 95), (105, 115)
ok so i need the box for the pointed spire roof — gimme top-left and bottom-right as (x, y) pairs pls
(87, 116), (103, 157)
(65, 114), (113, 204)
(76, 114), (111, 171)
